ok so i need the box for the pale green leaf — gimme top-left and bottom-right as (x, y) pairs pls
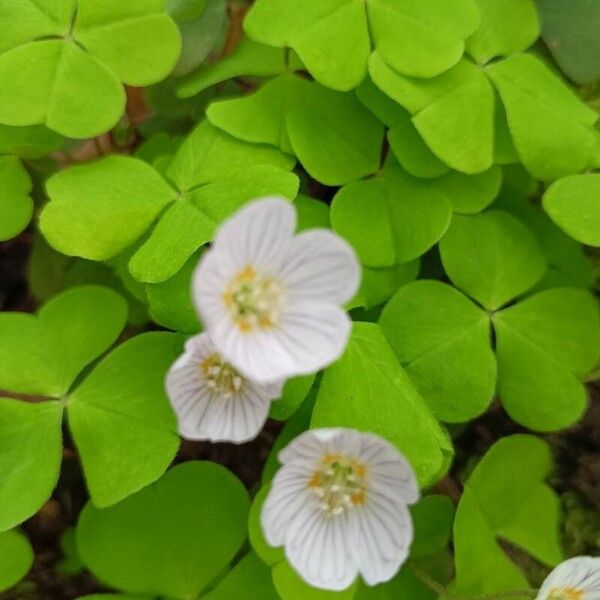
(367, 0), (480, 78)
(286, 82), (384, 185)
(0, 155), (32, 241)
(380, 280), (496, 423)
(543, 174), (600, 247)
(248, 486), (285, 566)
(332, 166), (451, 267)
(68, 332), (180, 506)
(454, 435), (562, 594)
(77, 461), (250, 600)
(486, 54), (598, 180)
(466, 0), (539, 63)
(312, 322), (453, 487)
(0, 286), (128, 397)
(0, 529), (34, 592)
(0, 400), (63, 531)
(439, 210), (546, 310)
(435, 167), (502, 214)
(41, 156), (176, 261)
(244, 0), (369, 91)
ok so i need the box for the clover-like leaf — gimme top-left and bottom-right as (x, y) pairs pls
(486, 54), (598, 180)
(410, 495), (455, 559)
(41, 121), (298, 283)
(466, 0), (539, 63)
(285, 81), (385, 185)
(68, 332), (180, 506)
(493, 288), (600, 431)
(0, 400), (63, 532)
(0, 1), (180, 138)
(436, 167), (502, 214)
(244, 0), (479, 90)
(41, 156), (177, 261)
(439, 210), (546, 310)
(536, 0), (600, 84)
(332, 165), (452, 267)
(273, 561), (357, 600)
(0, 529), (34, 593)
(311, 322), (453, 487)
(77, 461), (250, 600)
(380, 280), (496, 423)
(453, 435), (562, 594)
(369, 55), (494, 174)
(0, 155), (33, 242)
(0, 285), (128, 397)
(543, 174), (600, 247)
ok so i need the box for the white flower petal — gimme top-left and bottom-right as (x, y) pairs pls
(537, 556), (600, 599)
(349, 502), (413, 586)
(165, 333), (282, 444)
(261, 464), (316, 547)
(214, 196), (296, 273)
(278, 229), (361, 305)
(285, 508), (357, 591)
(209, 301), (352, 383)
(261, 428), (418, 591)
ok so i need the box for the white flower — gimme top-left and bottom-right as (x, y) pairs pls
(537, 557), (600, 600)
(165, 333), (284, 444)
(261, 428), (419, 591)
(192, 197), (360, 384)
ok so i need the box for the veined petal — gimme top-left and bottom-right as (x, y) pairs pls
(285, 507), (357, 591)
(210, 302), (352, 383)
(278, 229), (361, 305)
(213, 196), (296, 273)
(349, 502), (413, 586)
(537, 557), (600, 600)
(261, 428), (419, 591)
(165, 333), (283, 444)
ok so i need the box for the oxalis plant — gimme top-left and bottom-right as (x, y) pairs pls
(1, 0), (600, 599)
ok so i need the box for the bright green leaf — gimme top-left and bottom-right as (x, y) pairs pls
(0, 529), (34, 592)
(248, 486), (285, 567)
(466, 0), (539, 63)
(435, 167), (502, 214)
(0, 155), (32, 241)
(486, 53), (598, 180)
(410, 495), (455, 559)
(68, 332), (180, 506)
(41, 156), (176, 261)
(440, 210), (546, 310)
(312, 322), (453, 487)
(0, 286), (128, 397)
(380, 280), (496, 423)
(286, 82), (384, 185)
(0, 124), (62, 159)
(493, 288), (600, 431)
(77, 461), (250, 600)
(269, 374), (315, 421)
(454, 435), (562, 594)
(0, 400), (63, 531)
(332, 165), (452, 267)
(543, 174), (600, 247)
(244, 0), (370, 91)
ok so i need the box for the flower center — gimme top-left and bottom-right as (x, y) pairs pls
(309, 454), (367, 516)
(548, 588), (584, 600)
(223, 266), (283, 332)
(200, 354), (244, 398)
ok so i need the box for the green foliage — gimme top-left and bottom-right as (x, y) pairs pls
(0, 1), (181, 138)
(0, 1), (599, 597)
(77, 461), (250, 600)
(0, 529), (33, 592)
(453, 435), (562, 594)
(312, 322), (453, 486)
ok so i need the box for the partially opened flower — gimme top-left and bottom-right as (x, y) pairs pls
(261, 428), (419, 591)
(165, 333), (284, 444)
(537, 557), (600, 600)
(192, 197), (360, 383)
